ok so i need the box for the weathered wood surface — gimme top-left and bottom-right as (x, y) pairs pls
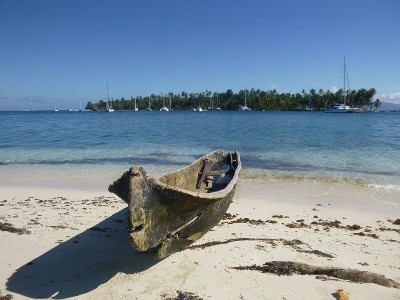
(109, 150), (241, 259)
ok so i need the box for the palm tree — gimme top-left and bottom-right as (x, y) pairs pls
(373, 99), (382, 111)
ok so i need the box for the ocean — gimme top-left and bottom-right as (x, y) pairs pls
(0, 110), (399, 190)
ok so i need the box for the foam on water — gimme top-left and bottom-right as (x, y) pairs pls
(367, 183), (400, 192)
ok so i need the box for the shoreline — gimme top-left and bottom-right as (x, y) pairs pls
(2, 163), (400, 192)
(1, 177), (399, 299)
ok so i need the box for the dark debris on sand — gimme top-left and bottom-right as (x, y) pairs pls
(222, 213), (280, 226)
(287, 218), (391, 240)
(232, 261), (400, 288)
(221, 212), (396, 245)
(0, 291), (13, 300)
(0, 222), (31, 235)
(222, 213), (237, 220)
(227, 217), (267, 226)
(163, 290), (203, 300)
(392, 219), (400, 225)
(223, 213), (384, 240)
(189, 237), (334, 258)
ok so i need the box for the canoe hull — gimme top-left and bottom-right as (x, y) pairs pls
(109, 150), (241, 259)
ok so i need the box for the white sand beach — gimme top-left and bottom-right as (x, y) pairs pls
(1, 177), (399, 299)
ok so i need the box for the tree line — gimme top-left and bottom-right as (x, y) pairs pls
(86, 88), (380, 111)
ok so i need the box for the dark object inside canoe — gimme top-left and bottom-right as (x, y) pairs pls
(108, 150), (241, 259)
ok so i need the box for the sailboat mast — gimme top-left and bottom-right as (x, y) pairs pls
(343, 57), (346, 105)
(107, 83), (110, 103)
(343, 57), (346, 95)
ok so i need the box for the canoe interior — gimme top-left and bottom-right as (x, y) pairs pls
(158, 149), (238, 193)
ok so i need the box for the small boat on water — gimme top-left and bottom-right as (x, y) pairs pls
(160, 96), (170, 111)
(238, 90), (251, 111)
(326, 103), (360, 113)
(108, 149), (241, 259)
(326, 57), (361, 113)
(102, 83), (115, 112)
(305, 90), (314, 111)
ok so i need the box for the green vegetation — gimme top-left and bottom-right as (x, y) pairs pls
(86, 88), (378, 111)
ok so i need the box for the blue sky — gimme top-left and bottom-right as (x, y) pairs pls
(1, 0), (399, 110)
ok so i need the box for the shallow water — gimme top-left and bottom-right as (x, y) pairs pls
(1, 110), (399, 189)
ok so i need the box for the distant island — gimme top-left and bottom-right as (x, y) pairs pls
(86, 88), (380, 111)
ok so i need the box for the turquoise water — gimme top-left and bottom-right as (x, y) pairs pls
(1, 110), (399, 189)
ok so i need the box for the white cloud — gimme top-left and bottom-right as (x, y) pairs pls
(330, 86), (339, 93)
(378, 91), (400, 104)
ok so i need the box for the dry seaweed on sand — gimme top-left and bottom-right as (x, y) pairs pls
(232, 261), (400, 288)
(226, 217), (267, 225)
(0, 291), (13, 300)
(189, 237), (276, 249)
(222, 212), (237, 220)
(221, 214), (278, 225)
(189, 237), (334, 258)
(0, 222), (31, 235)
(391, 218), (400, 225)
(163, 290), (203, 300)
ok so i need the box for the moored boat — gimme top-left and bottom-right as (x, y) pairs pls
(326, 57), (361, 113)
(238, 90), (251, 111)
(108, 149), (241, 259)
(326, 103), (360, 113)
(160, 96), (170, 111)
(102, 83), (114, 112)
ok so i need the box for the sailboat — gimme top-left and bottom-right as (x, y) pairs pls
(238, 90), (251, 111)
(326, 57), (360, 113)
(102, 83), (115, 112)
(160, 96), (169, 111)
(134, 97), (139, 111)
(214, 94), (221, 111)
(305, 89), (314, 111)
(147, 97), (152, 111)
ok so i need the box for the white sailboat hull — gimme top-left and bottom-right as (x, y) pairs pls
(238, 106), (251, 111)
(326, 103), (361, 113)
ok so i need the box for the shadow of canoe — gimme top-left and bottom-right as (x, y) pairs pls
(6, 208), (158, 299)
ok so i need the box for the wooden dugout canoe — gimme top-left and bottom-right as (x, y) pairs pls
(108, 149), (241, 259)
